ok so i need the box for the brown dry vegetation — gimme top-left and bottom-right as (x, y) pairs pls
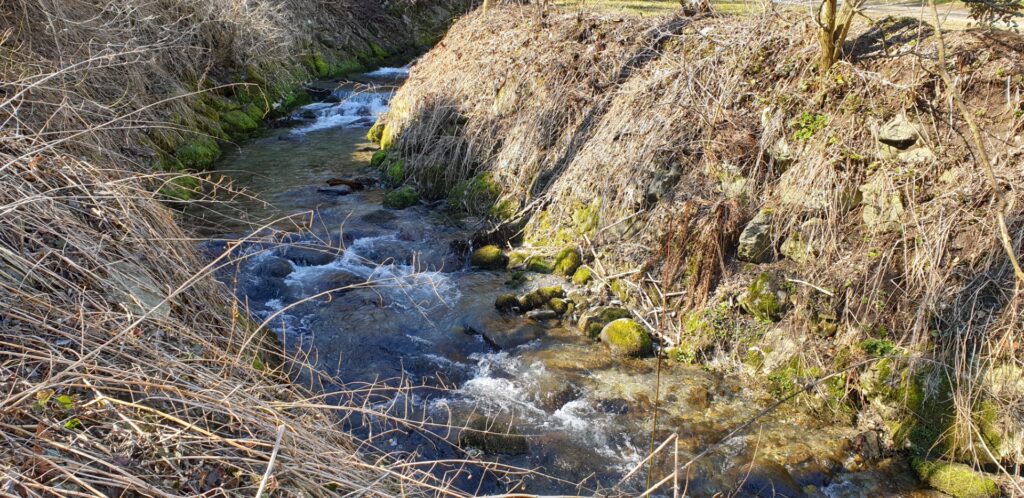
(377, 5), (1024, 488)
(0, 0), (478, 495)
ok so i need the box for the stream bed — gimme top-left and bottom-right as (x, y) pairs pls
(196, 68), (939, 497)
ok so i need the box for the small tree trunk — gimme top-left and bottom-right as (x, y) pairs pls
(482, 0), (495, 9)
(817, 0), (838, 71)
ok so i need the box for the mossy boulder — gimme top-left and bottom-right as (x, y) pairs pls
(471, 245), (508, 270)
(525, 256), (554, 274)
(739, 272), (792, 322)
(222, 109), (259, 136)
(508, 251), (529, 269)
(383, 186), (418, 210)
(578, 307), (631, 339)
(599, 319), (654, 358)
(175, 136), (221, 170)
(553, 247), (582, 277)
(370, 150), (388, 169)
(571, 266), (593, 286)
(911, 459), (999, 498)
(495, 293), (519, 312)
(518, 286), (566, 312)
(367, 120), (385, 143)
(549, 298), (569, 316)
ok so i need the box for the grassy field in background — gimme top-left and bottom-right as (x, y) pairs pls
(552, 0), (966, 16)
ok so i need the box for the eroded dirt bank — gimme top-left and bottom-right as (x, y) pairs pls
(373, 7), (1024, 495)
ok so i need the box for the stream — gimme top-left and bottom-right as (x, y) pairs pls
(196, 67), (939, 497)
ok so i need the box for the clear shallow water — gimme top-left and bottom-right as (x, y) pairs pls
(199, 70), (937, 497)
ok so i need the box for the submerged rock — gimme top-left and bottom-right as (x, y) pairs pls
(470, 245), (508, 270)
(458, 416), (529, 455)
(599, 319), (653, 358)
(737, 209), (773, 263)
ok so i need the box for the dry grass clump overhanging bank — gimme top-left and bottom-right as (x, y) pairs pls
(375, 5), (1024, 487)
(0, 0), (479, 495)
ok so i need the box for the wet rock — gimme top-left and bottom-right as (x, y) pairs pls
(860, 174), (904, 233)
(317, 185), (352, 196)
(911, 458), (999, 498)
(494, 293), (519, 312)
(878, 114), (920, 150)
(599, 319), (653, 358)
(553, 247), (582, 277)
(251, 257), (293, 279)
(325, 178), (366, 190)
(464, 320), (545, 351)
(739, 272), (792, 322)
(571, 266), (593, 286)
(685, 385), (712, 410)
(309, 270), (363, 295)
(527, 309), (559, 321)
(578, 307), (630, 338)
(534, 382), (582, 412)
(360, 209), (398, 225)
(239, 276), (289, 303)
(737, 209), (773, 263)
(458, 416), (529, 455)
(281, 244), (338, 266)
(595, 398), (631, 415)
(739, 461), (807, 498)
(470, 245), (508, 270)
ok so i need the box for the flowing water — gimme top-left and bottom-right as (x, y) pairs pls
(199, 68), (939, 497)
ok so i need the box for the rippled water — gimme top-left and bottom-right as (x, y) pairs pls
(199, 69), (937, 497)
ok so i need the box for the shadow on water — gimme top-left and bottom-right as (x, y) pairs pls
(196, 69), (935, 497)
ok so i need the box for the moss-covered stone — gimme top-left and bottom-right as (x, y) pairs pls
(221, 109), (259, 136)
(367, 120), (385, 143)
(518, 286), (566, 311)
(383, 186), (418, 209)
(572, 266), (593, 286)
(548, 298), (569, 316)
(578, 307), (631, 339)
(370, 150), (388, 169)
(912, 459), (999, 498)
(610, 279), (629, 303)
(739, 272), (792, 322)
(599, 319), (654, 358)
(508, 251), (530, 269)
(159, 175), (201, 201)
(525, 256), (554, 274)
(471, 245), (508, 270)
(380, 123), (399, 151)
(495, 293), (519, 312)
(553, 247), (582, 277)
(175, 136), (221, 170)
(384, 160), (405, 186)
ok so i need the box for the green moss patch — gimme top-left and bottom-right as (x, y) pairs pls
(553, 247), (582, 277)
(174, 136), (221, 170)
(912, 459), (999, 498)
(739, 272), (792, 322)
(383, 186), (418, 209)
(470, 245), (508, 270)
(572, 266), (593, 286)
(599, 319), (653, 358)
